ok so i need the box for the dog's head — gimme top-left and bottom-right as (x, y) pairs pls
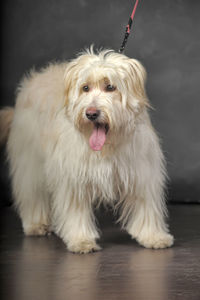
(64, 48), (148, 151)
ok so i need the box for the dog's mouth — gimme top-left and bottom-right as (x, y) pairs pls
(89, 123), (109, 151)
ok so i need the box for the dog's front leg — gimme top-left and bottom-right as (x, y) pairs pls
(124, 193), (174, 249)
(51, 185), (101, 253)
(121, 130), (174, 249)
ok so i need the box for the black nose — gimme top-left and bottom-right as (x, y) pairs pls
(86, 108), (100, 121)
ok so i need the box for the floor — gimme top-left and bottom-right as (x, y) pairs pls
(0, 204), (200, 300)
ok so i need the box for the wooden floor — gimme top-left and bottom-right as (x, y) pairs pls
(0, 204), (200, 300)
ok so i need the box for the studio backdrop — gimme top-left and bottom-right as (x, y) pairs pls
(1, 0), (200, 205)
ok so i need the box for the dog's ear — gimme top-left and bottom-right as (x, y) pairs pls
(125, 58), (149, 110)
(64, 60), (79, 106)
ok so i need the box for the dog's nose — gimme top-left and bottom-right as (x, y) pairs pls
(86, 107), (100, 121)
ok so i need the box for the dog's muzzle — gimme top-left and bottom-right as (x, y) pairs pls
(85, 107), (109, 151)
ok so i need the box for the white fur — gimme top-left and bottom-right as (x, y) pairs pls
(7, 48), (173, 253)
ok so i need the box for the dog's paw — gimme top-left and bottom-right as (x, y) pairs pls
(68, 240), (102, 254)
(24, 224), (51, 236)
(137, 232), (174, 249)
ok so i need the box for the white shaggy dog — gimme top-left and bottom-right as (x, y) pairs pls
(0, 48), (174, 253)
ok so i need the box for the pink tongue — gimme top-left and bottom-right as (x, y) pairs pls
(89, 125), (106, 151)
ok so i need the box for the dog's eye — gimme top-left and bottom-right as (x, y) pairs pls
(82, 85), (90, 92)
(105, 84), (116, 92)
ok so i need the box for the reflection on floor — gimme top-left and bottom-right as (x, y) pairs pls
(0, 205), (200, 300)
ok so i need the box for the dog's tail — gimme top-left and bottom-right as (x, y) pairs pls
(0, 107), (14, 146)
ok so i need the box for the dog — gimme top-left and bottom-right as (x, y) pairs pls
(0, 48), (174, 253)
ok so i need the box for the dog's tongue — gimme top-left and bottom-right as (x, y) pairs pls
(89, 125), (106, 151)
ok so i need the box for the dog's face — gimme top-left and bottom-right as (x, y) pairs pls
(64, 49), (148, 151)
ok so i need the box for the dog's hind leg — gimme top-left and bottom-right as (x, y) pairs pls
(10, 158), (51, 236)
(7, 124), (51, 236)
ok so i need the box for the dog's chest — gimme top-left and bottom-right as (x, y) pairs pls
(80, 154), (132, 200)
(82, 155), (115, 186)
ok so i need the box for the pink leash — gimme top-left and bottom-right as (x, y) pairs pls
(119, 0), (139, 53)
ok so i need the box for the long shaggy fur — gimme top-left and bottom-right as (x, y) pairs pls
(1, 48), (173, 253)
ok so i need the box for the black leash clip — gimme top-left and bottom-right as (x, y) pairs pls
(119, 17), (133, 53)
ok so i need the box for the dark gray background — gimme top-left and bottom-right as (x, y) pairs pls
(0, 0), (200, 205)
